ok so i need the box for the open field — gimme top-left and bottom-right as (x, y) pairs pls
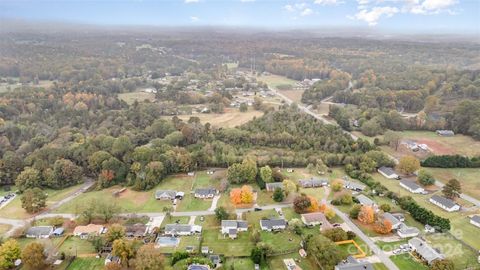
(66, 257), (104, 270)
(175, 194), (212, 212)
(0, 184), (84, 219)
(257, 74), (298, 90)
(277, 89), (305, 103)
(164, 107), (263, 128)
(268, 253), (316, 270)
(59, 236), (97, 256)
(390, 253), (428, 270)
(425, 167), (480, 200)
(425, 233), (479, 269)
(202, 228), (254, 256)
(118, 91), (156, 105)
(224, 258), (263, 270)
(397, 131), (480, 156)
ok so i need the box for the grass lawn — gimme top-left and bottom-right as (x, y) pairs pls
(54, 174), (194, 214)
(118, 91), (156, 105)
(192, 171), (224, 190)
(260, 230), (302, 253)
(425, 233), (479, 269)
(202, 229), (254, 256)
(175, 195), (212, 212)
(0, 184), (84, 219)
(66, 257), (104, 270)
(166, 108), (263, 128)
(373, 263), (389, 270)
(256, 190), (276, 206)
(58, 237), (96, 256)
(390, 253), (428, 270)
(224, 258), (260, 270)
(257, 74), (298, 90)
(162, 216), (190, 227)
(245, 209), (279, 230)
(425, 167), (480, 200)
(268, 253), (317, 270)
(177, 235), (201, 252)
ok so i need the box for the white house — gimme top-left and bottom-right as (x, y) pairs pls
(265, 182), (284, 192)
(164, 224), (202, 236)
(260, 218), (287, 231)
(155, 190), (177, 200)
(220, 220), (248, 239)
(356, 194), (376, 207)
(399, 180), (425, 194)
(397, 224), (420, 238)
(470, 215), (480, 228)
(429, 195), (460, 212)
(378, 167), (399, 179)
(408, 237), (444, 265)
(105, 254), (121, 266)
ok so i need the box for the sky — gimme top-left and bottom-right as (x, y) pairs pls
(0, 0), (479, 34)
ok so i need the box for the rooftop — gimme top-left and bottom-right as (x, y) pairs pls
(400, 179), (422, 190)
(378, 166), (396, 176)
(430, 195), (458, 209)
(408, 237), (444, 264)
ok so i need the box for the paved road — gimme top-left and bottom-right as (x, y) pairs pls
(333, 207), (399, 270)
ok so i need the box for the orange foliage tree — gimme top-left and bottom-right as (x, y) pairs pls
(358, 206), (375, 224)
(373, 219), (392, 234)
(230, 185), (254, 205)
(307, 196), (319, 212)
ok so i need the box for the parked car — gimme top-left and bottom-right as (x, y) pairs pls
(254, 207), (262, 211)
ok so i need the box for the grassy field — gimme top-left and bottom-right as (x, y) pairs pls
(260, 230), (302, 253)
(0, 184), (84, 219)
(202, 229), (254, 256)
(390, 253), (428, 270)
(425, 167), (480, 200)
(257, 74), (298, 89)
(175, 194), (212, 212)
(224, 258), (261, 270)
(118, 91), (156, 105)
(425, 233), (480, 269)
(66, 257), (104, 270)
(373, 263), (389, 270)
(268, 253), (317, 270)
(59, 237), (97, 256)
(164, 107), (263, 128)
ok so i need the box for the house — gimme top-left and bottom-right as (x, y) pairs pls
(429, 195), (460, 212)
(209, 254), (221, 268)
(408, 237), (444, 265)
(125, 223), (147, 238)
(344, 181), (366, 192)
(425, 224), (436, 233)
(299, 178), (328, 188)
(383, 213), (402, 230)
(206, 169), (215, 175)
(260, 218), (287, 231)
(26, 226), (53, 239)
(335, 256), (373, 270)
(283, 258), (302, 270)
(105, 254), (121, 265)
(265, 182), (284, 192)
(201, 246), (209, 254)
(164, 224), (202, 236)
(73, 224), (106, 239)
(391, 213), (405, 222)
(52, 227), (64, 236)
(436, 130), (454, 136)
(146, 216), (163, 234)
(221, 220), (248, 239)
(194, 188), (217, 199)
(397, 224), (420, 238)
(155, 190), (177, 200)
(301, 212), (333, 230)
(356, 194), (376, 207)
(378, 167), (399, 179)
(187, 265), (210, 270)
(187, 172), (195, 176)
(400, 180), (425, 194)
(470, 215), (480, 228)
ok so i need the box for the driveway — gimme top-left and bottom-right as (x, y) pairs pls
(208, 195), (221, 211)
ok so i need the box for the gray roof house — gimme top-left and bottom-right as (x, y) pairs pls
(429, 195), (460, 212)
(397, 223), (420, 238)
(301, 212), (333, 230)
(400, 180), (425, 194)
(344, 181), (366, 192)
(164, 224), (202, 236)
(470, 215), (480, 228)
(265, 182), (284, 192)
(26, 226), (54, 239)
(105, 254), (121, 266)
(356, 194), (376, 206)
(378, 167), (399, 179)
(335, 256), (373, 270)
(383, 212), (402, 230)
(260, 218), (287, 231)
(209, 254), (221, 267)
(408, 237), (444, 265)
(221, 220), (248, 238)
(194, 188), (217, 199)
(155, 190), (177, 200)
(299, 178), (328, 188)
(436, 130), (454, 136)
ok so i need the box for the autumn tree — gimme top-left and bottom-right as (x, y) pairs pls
(293, 194), (312, 214)
(134, 244), (165, 270)
(21, 188), (47, 213)
(0, 239), (21, 270)
(442, 179), (461, 199)
(106, 224), (125, 242)
(331, 179), (343, 192)
(358, 206), (375, 224)
(21, 242), (46, 270)
(282, 179), (297, 196)
(397, 156), (420, 175)
(430, 259), (455, 270)
(307, 196), (320, 212)
(227, 157), (258, 184)
(324, 207), (336, 220)
(230, 185), (254, 205)
(373, 218), (392, 234)
(112, 239), (135, 267)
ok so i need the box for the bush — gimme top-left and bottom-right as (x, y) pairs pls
(322, 228), (348, 242)
(346, 231), (356, 240)
(379, 204), (391, 212)
(349, 204), (362, 219)
(417, 169), (435, 186)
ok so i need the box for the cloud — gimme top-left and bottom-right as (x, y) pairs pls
(403, 0), (458, 14)
(284, 4), (295, 12)
(184, 0), (199, 3)
(314, 0), (341, 5)
(353, 6), (399, 26)
(301, 8), (314, 16)
(190, 16), (199, 22)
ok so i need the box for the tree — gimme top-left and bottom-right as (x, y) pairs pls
(112, 239), (135, 267)
(380, 204), (391, 212)
(250, 242), (272, 264)
(322, 228), (348, 242)
(430, 259), (455, 270)
(324, 207), (336, 219)
(307, 196), (319, 212)
(48, 158), (83, 189)
(106, 224), (125, 242)
(214, 207), (229, 221)
(259, 166), (273, 183)
(307, 234), (346, 269)
(358, 206), (375, 224)
(442, 179), (461, 199)
(21, 188), (47, 213)
(293, 195), (311, 214)
(418, 169), (435, 186)
(0, 239), (21, 270)
(239, 103), (248, 112)
(230, 185), (254, 205)
(331, 179), (343, 192)
(384, 130), (402, 151)
(349, 204), (362, 219)
(373, 219), (392, 234)
(21, 242), (46, 270)
(97, 200), (121, 223)
(272, 188), (284, 202)
(282, 179), (297, 196)
(105, 262), (122, 270)
(134, 244), (165, 270)
(397, 156), (420, 175)
(227, 157), (258, 184)
(15, 167), (41, 192)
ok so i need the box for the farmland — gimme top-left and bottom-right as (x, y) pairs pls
(425, 167), (480, 200)
(164, 107), (264, 128)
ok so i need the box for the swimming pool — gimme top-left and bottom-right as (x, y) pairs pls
(156, 237), (180, 247)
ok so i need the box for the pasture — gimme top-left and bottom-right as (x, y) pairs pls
(425, 167), (480, 200)
(165, 107), (263, 128)
(118, 91), (156, 105)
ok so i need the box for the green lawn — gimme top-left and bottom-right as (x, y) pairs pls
(175, 195), (212, 212)
(260, 230), (302, 253)
(245, 209), (279, 230)
(66, 257), (104, 270)
(268, 253), (317, 270)
(161, 216), (190, 227)
(425, 167), (480, 200)
(390, 253), (428, 270)
(425, 233), (479, 269)
(192, 171), (223, 190)
(373, 263), (389, 270)
(58, 237), (96, 255)
(224, 258), (260, 270)
(257, 74), (298, 90)
(202, 229), (255, 256)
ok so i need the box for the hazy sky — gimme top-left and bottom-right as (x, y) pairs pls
(0, 0), (479, 34)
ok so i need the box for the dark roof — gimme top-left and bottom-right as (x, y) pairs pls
(26, 226), (53, 236)
(155, 190), (177, 198)
(356, 194), (374, 205)
(383, 213), (401, 227)
(336, 256), (373, 270)
(471, 215), (480, 223)
(378, 166), (396, 176)
(260, 218), (286, 229)
(165, 224), (193, 233)
(400, 180), (422, 190)
(409, 237), (443, 264)
(209, 254), (221, 264)
(125, 223), (146, 236)
(430, 195), (458, 209)
(195, 188), (216, 196)
(221, 220), (248, 229)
